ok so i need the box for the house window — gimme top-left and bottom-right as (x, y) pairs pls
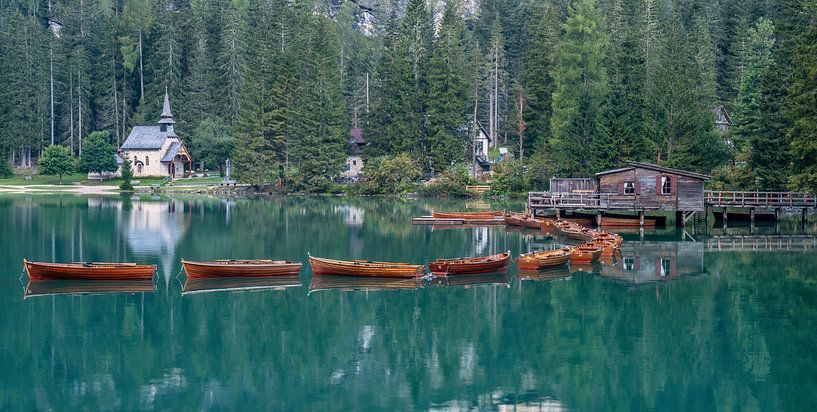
(352, 160), (357, 166)
(146, 156), (149, 166)
(661, 176), (672, 194)
(623, 257), (635, 271)
(660, 257), (672, 277)
(624, 181), (635, 194)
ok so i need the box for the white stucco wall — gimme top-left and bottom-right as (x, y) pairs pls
(343, 155), (364, 178)
(121, 138), (179, 177)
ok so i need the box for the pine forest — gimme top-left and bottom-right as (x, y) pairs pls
(1, 0), (816, 192)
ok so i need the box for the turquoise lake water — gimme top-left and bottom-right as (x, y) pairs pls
(1, 194), (816, 410)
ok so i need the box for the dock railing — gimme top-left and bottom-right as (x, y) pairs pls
(528, 192), (637, 209)
(704, 191), (817, 208)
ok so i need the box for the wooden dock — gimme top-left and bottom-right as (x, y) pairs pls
(412, 216), (506, 226)
(705, 235), (817, 252)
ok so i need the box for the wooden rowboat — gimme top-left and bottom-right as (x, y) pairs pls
(517, 248), (573, 270)
(601, 213), (666, 227)
(592, 232), (623, 247)
(23, 259), (156, 281)
(587, 239), (619, 257)
(556, 224), (596, 241)
(181, 259), (302, 279)
(504, 213), (526, 226)
(24, 279), (155, 299)
(523, 217), (546, 229)
(432, 211), (503, 219)
(309, 255), (425, 278)
(428, 252), (510, 276)
(569, 245), (603, 264)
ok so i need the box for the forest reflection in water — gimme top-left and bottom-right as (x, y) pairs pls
(2, 194), (817, 410)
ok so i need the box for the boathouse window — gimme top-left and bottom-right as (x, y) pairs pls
(660, 176), (672, 195)
(624, 182), (635, 194)
(660, 257), (672, 277)
(623, 257), (635, 271)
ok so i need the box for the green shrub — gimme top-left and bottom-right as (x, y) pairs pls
(418, 164), (476, 197)
(0, 158), (11, 178)
(488, 159), (530, 196)
(79, 131), (117, 174)
(119, 157), (134, 191)
(358, 153), (422, 194)
(38, 145), (76, 184)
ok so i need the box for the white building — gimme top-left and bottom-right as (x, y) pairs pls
(119, 90), (192, 178)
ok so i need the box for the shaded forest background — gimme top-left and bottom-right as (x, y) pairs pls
(0, 0), (815, 191)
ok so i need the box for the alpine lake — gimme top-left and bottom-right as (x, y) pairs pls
(1, 194), (816, 411)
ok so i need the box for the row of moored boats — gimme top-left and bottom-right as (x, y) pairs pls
(22, 211), (623, 282)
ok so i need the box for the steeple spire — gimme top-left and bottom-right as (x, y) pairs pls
(158, 86), (175, 125)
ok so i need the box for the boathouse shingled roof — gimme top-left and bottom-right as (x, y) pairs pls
(161, 142), (182, 162)
(121, 126), (168, 149)
(595, 161), (710, 180)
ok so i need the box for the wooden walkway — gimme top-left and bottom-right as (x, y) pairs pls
(704, 191), (817, 209)
(705, 235), (817, 252)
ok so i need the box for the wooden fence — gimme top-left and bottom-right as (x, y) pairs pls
(704, 191), (817, 208)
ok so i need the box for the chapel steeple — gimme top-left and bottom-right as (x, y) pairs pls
(158, 87), (175, 133)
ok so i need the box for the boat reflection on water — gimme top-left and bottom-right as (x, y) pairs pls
(182, 275), (302, 296)
(600, 241), (706, 284)
(309, 275), (423, 294)
(571, 261), (604, 275)
(24, 279), (155, 299)
(428, 272), (511, 288)
(517, 266), (572, 282)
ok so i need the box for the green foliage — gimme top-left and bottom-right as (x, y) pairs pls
(79, 131), (117, 174)
(786, 0), (817, 191)
(38, 145), (76, 184)
(191, 118), (235, 176)
(417, 165), (476, 198)
(549, 0), (608, 177)
(119, 157), (134, 191)
(358, 154), (422, 195)
(0, 158), (11, 178)
(488, 159), (531, 195)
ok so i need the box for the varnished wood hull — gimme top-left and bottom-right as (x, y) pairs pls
(24, 279), (155, 298)
(517, 249), (573, 270)
(181, 260), (302, 279)
(428, 252), (510, 276)
(504, 213), (525, 226)
(182, 275), (302, 295)
(432, 211), (503, 219)
(569, 246), (603, 264)
(309, 256), (425, 278)
(556, 226), (596, 241)
(587, 239), (619, 257)
(601, 214), (665, 227)
(24, 260), (156, 281)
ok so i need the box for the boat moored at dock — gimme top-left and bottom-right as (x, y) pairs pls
(428, 252), (510, 276)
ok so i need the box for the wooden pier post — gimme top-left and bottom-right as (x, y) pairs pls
(639, 211), (645, 228)
(676, 211), (684, 228)
(803, 208), (808, 225)
(596, 212), (602, 228)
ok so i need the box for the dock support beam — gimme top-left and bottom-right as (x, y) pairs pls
(676, 211), (683, 228)
(639, 211), (645, 228)
(750, 208), (755, 234)
(596, 212), (602, 228)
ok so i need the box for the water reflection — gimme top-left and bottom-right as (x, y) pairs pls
(601, 241), (706, 284)
(309, 275), (424, 293)
(24, 279), (155, 299)
(124, 198), (190, 285)
(181, 275), (302, 296)
(428, 272), (511, 288)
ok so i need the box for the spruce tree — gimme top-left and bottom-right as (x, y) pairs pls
(786, 0), (817, 191)
(521, 4), (558, 154)
(549, 0), (608, 176)
(426, 0), (469, 172)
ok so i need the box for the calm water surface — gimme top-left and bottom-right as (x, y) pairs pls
(1, 194), (817, 410)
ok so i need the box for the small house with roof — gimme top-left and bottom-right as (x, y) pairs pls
(342, 128), (366, 179)
(712, 105), (732, 134)
(119, 90), (191, 178)
(473, 122), (492, 172)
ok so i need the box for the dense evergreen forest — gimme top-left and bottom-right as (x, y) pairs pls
(0, 0), (815, 191)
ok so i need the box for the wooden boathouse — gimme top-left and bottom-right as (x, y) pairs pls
(528, 161), (816, 227)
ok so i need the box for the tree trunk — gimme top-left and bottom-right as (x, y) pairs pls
(138, 30), (144, 103)
(49, 43), (54, 146)
(78, 69), (83, 157)
(69, 73), (74, 154)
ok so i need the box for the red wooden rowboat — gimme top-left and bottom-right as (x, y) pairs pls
(181, 259), (302, 279)
(23, 259), (156, 281)
(523, 217), (545, 229)
(601, 213), (665, 227)
(556, 223), (596, 241)
(592, 232), (623, 247)
(587, 239), (619, 257)
(569, 245), (603, 264)
(517, 248), (573, 270)
(432, 211), (503, 219)
(309, 255), (425, 278)
(428, 252), (510, 276)
(504, 212), (526, 226)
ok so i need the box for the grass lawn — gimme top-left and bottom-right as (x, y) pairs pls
(0, 173), (88, 185)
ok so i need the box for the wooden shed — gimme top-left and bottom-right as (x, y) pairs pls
(595, 162), (710, 212)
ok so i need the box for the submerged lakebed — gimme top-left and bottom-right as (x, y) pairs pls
(1, 194), (817, 410)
